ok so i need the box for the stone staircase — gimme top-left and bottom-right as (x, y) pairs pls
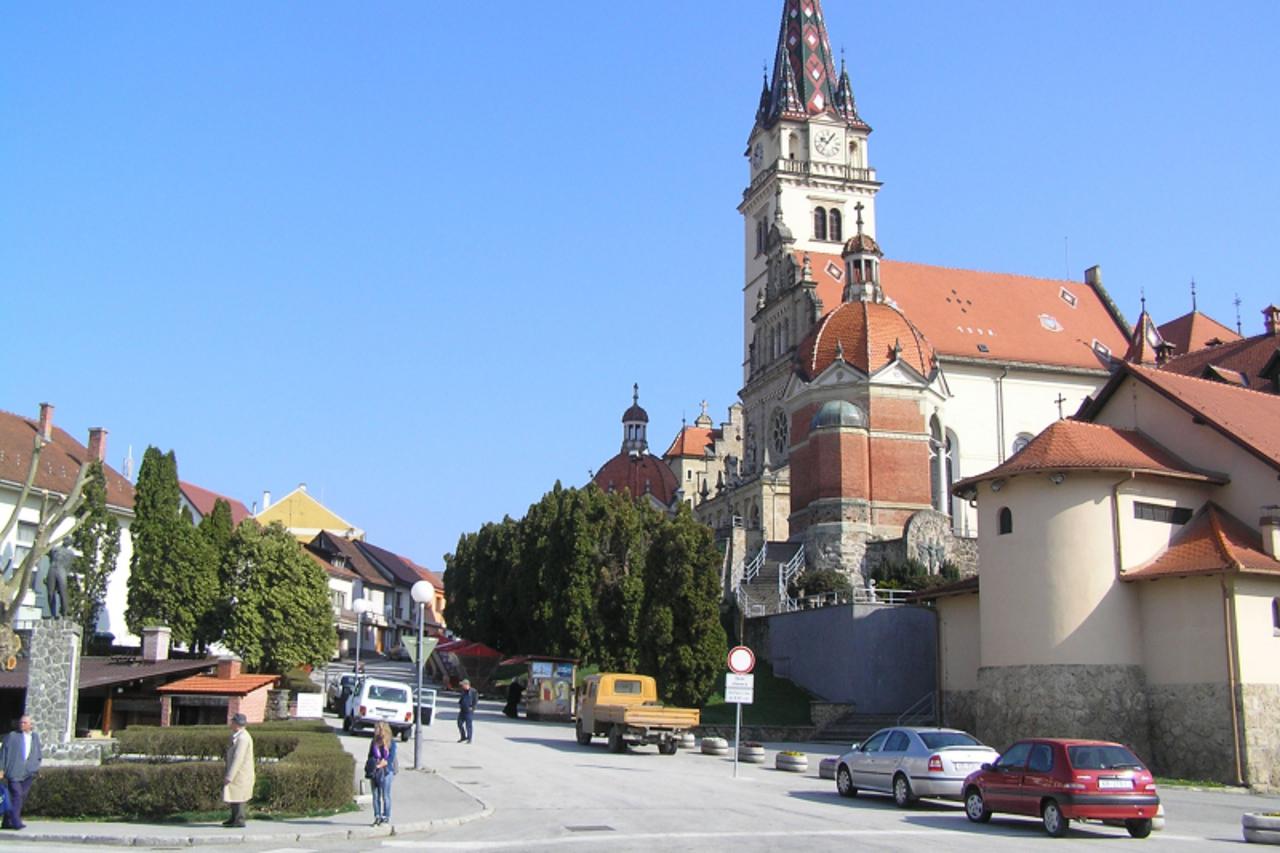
(736, 542), (804, 617)
(813, 712), (904, 745)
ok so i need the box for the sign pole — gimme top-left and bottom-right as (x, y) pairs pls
(733, 699), (742, 778)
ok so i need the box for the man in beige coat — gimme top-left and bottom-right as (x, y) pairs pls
(222, 713), (255, 827)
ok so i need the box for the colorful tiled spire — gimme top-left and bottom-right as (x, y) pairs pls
(764, 0), (865, 128)
(833, 58), (867, 128)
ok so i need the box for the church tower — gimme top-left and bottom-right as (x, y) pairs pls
(738, 0), (881, 381)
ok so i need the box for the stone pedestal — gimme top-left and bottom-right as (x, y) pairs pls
(25, 619), (82, 746)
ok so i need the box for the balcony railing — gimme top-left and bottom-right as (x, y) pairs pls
(745, 159), (878, 199)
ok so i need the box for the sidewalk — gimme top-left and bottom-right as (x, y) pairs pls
(4, 718), (490, 847)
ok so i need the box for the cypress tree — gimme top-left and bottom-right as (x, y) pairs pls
(125, 448), (193, 640)
(68, 461), (121, 651)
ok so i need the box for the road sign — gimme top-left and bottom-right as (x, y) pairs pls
(725, 672), (754, 704)
(727, 645), (755, 674)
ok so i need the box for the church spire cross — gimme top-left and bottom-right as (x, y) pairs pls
(632, 383), (639, 406)
(855, 201), (865, 234)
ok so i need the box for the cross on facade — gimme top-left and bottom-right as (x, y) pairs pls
(1054, 394), (1068, 419)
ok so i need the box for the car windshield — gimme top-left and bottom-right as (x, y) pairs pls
(368, 685), (408, 702)
(919, 731), (983, 750)
(1068, 745), (1144, 770)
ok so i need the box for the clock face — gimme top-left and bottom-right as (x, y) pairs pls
(814, 130), (841, 157)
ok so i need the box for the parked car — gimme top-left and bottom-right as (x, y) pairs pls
(326, 673), (359, 713)
(835, 727), (999, 806)
(962, 738), (1159, 838)
(343, 676), (415, 741)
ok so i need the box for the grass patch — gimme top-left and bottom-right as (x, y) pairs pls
(700, 660), (813, 726)
(1154, 776), (1233, 789)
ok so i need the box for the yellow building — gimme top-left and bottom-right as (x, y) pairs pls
(254, 484), (364, 542)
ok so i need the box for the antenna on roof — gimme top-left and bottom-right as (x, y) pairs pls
(1063, 236), (1069, 280)
(1190, 278), (1197, 312)
(1234, 293), (1243, 335)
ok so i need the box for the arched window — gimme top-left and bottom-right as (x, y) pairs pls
(814, 207), (828, 241)
(829, 208), (842, 242)
(998, 507), (1013, 535)
(788, 132), (800, 159)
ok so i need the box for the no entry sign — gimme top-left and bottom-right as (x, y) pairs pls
(727, 645), (755, 675)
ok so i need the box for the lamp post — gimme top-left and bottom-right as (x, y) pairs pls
(353, 598), (372, 672)
(410, 579), (435, 770)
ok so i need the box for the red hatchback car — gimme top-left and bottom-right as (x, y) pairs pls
(962, 739), (1159, 838)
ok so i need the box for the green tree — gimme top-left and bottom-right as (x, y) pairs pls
(125, 448), (193, 641)
(223, 521), (334, 671)
(68, 461), (121, 650)
(193, 498), (236, 651)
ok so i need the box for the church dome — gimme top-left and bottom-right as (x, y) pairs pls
(811, 400), (866, 429)
(842, 232), (882, 257)
(796, 299), (936, 380)
(593, 452), (678, 506)
(622, 403), (648, 423)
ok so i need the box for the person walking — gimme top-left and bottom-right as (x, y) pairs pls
(0, 715), (42, 830)
(222, 713), (255, 828)
(367, 722), (398, 825)
(457, 678), (477, 743)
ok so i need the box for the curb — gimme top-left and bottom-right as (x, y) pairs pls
(12, 770), (494, 847)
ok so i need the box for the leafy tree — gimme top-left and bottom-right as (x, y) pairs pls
(223, 521), (334, 671)
(68, 461), (121, 650)
(193, 498), (236, 651)
(126, 448), (193, 641)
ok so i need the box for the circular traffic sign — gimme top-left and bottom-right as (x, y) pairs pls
(727, 645), (755, 674)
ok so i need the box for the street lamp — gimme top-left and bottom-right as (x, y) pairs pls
(410, 579), (435, 771)
(353, 598), (373, 672)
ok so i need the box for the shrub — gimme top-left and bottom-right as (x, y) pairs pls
(788, 568), (852, 598)
(27, 721), (353, 819)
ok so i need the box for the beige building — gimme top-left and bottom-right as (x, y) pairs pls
(932, 356), (1280, 786)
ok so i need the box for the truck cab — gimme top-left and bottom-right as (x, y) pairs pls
(575, 673), (699, 754)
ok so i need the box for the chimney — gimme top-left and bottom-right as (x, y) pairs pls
(217, 658), (242, 680)
(87, 427), (108, 463)
(298, 482), (307, 493)
(261, 490), (272, 511)
(1263, 305), (1280, 337)
(141, 626), (171, 662)
(1084, 265), (1102, 287)
(38, 402), (54, 443)
(1262, 509), (1280, 560)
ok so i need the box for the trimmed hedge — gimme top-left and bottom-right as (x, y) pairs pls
(26, 721), (354, 819)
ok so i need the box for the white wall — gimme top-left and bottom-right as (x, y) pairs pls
(1234, 575), (1280, 684)
(937, 593), (981, 691)
(1137, 575), (1227, 685)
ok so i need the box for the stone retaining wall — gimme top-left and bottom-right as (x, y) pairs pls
(1242, 683), (1280, 789)
(1145, 682), (1236, 783)
(942, 689), (978, 737)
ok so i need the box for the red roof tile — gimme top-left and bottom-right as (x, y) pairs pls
(796, 298), (936, 380)
(1160, 331), (1280, 391)
(179, 481), (252, 527)
(307, 547), (357, 581)
(0, 409), (134, 511)
(799, 254), (1129, 371)
(1120, 365), (1280, 470)
(663, 425), (717, 460)
(306, 532), (390, 588)
(593, 453), (679, 505)
(1122, 503), (1280, 580)
(157, 672), (280, 696)
(953, 419), (1220, 495)
(1157, 310), (1242, 355)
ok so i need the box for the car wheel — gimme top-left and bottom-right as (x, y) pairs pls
(1042, 800), (1068, 838)
(575, 721), (592, 746)
(1125, 818), (1152, 839)
(399, 727), (411, 742)
(607, 725), (625, 753)
(964, 787), (991, 823)
(892, 773), (914, 808)
(836, 766), (857, 798)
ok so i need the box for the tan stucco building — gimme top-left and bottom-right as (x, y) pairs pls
(930, 355), (1280, 786)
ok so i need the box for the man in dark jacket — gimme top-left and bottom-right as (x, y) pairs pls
(0, 715), (42, 830)
(457, 679), (477, 743)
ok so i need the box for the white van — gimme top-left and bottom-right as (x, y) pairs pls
(343, 677), (415, 741)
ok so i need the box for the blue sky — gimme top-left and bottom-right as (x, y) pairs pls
(4, 1), (1277, 570)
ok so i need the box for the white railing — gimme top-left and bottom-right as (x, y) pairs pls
(778, 545), (806, 612)
(742, 544), (766, 584)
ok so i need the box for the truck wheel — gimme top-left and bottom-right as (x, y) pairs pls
(575, 720), (592, 746)
(608, 725), (625, 753)
(660, 739), (678, 755)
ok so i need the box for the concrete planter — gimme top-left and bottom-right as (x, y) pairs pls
(676, 732), (697, 750)
(1244, 813), (1280, 844)
(776, 752), (808, 772)
(818, 756), (839, 780)
(701, 737), (729, 756)
(738, 743), (766, 764)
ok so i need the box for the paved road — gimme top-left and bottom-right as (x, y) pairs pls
(297, 699), (1280, 852)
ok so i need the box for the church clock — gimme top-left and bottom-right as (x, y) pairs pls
(814, 129), (841, 158)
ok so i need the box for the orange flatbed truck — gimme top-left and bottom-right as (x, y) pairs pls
(575, 673), (700, 755)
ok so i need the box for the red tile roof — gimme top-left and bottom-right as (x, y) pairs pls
(663, 425), (717, 460)
(1159, 331), (1280, 391)
(306, 531), (391, 588)
(179, 480), (252, 527)
(952, 419), (1221, 496)
(0, 409), (134, 511)
(799, 254), (1129, 372)
(796, 298), (936, 380)
(1121, 311), (1168, 366)
(1157, 310), (1242, 355)
(593, 452), (679, 505)
(307, 547), (357, 581)
(1116, 365), (1280, 471)
(1122, 503), (1280, 580)
(157, 672), (280, 696)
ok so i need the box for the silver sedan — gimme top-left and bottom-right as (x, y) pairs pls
(835, 727), (999, 807)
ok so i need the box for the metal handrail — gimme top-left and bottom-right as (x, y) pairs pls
(742, 544), (766, 584)
(896, 691), (938, 726)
